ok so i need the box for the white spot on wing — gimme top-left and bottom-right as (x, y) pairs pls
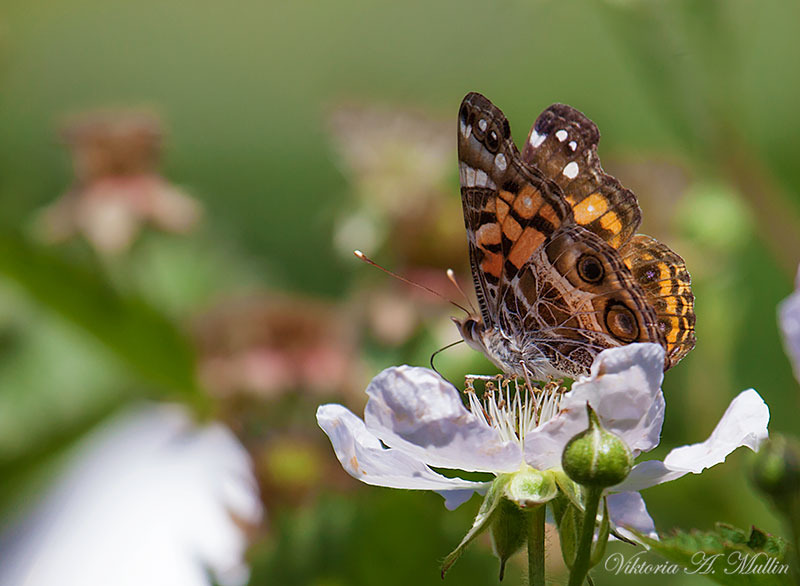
(478, 119), (487, 132)
(556, 129), (568, 142)
(529, 130), (546, 148)
(563, 161), (579, 179)
(465, 166), (476, 187)
(494, 153), (507, 172)
(459, 118), (467, 137)
(475, 169), (488, 187)
(568, 140), (577, 152)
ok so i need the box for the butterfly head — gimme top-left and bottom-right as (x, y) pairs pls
(452, 314), (486, 355)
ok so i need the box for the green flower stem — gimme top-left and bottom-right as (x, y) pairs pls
(527, 506), (546, 586)
(567, 486), (603, 586)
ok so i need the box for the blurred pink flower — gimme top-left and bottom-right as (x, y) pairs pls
(193, 294), (365, 400)
(36, 110), (202, 254)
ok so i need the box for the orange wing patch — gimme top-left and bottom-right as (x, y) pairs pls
(573, 192), (608, 224)
(599, 212), (624, 247)
(498, 190), (515, 204)
(481, 250), (503, 279)
(502, 215), (523, 241)
(496, 198), (510, 224)
(538, 202), (560, 228)
(508, 227), (546, 268)
(476, 222), (501, 246)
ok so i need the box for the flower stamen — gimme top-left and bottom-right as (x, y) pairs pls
(465, 375), (567, 445)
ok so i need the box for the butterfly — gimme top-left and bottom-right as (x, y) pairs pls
(453, 92), (695, 380)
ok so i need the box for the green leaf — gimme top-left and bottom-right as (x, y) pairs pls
(632, 523), (793, 586)
(0, 230), (201, 402)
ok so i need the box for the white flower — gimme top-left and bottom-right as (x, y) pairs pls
(779, 264), (800, 382)
(0, 404), (263, 586)
(317, 343), (769, 538)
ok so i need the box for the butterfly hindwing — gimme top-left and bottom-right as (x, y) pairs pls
(620, 234), (696, 368)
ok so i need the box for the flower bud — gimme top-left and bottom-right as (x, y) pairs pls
(752, 434), (800, 498)
(562, 403), (633, 487)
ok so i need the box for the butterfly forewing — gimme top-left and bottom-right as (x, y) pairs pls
(458, 92), (570, 329)
(522, 104), (641, 249)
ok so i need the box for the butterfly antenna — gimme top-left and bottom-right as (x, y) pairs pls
(430, 339), (465, 375)
(446, 268), (477, 315)
(354, 250), (471, 315)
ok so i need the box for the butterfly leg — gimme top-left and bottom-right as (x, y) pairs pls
(520, 361), (536, 392)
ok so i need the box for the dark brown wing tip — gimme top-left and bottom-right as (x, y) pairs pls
(534, 103), (600, 145)
(459, 92), (513, 144)
(460, 92), (500, 117)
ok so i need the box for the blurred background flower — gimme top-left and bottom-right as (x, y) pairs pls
(34, 110), (202, 255)
(193, 293), (365, 401)
(0, 404), (261, 586)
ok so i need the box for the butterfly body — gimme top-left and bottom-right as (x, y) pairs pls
(455, 93), (695, 379)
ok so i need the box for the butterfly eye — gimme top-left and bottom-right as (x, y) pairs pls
(485, 129), (500, 152)
(456, 316), (481, 345)
(577, 254), (604, 283)
(604, 302), (639, 342)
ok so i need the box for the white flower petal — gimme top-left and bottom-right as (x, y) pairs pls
(524, 344), (665, 469)
(363, 366), (522, 473)
(317, 403), (490, 495)
(607, 491), (657, 541)
(779, 271), (800, 382)
(611, 460), (681, 492)
(436, 489), (479, 511)
(614, 389), (769, 491)
(0, 404), (261, 586)
(663, 389), (769, 471)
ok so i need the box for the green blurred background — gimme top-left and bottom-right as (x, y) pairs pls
(1, 0), (799, 584)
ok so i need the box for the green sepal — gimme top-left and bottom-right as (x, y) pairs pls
(550, 490), (570, 527)
(441, 474), (508, 577)
(490, 496), (531, 581)
(557, 498), (580, 569)
(554, 470), (584, 511)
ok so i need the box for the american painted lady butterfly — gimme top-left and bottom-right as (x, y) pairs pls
(453, 92), (695, 380)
